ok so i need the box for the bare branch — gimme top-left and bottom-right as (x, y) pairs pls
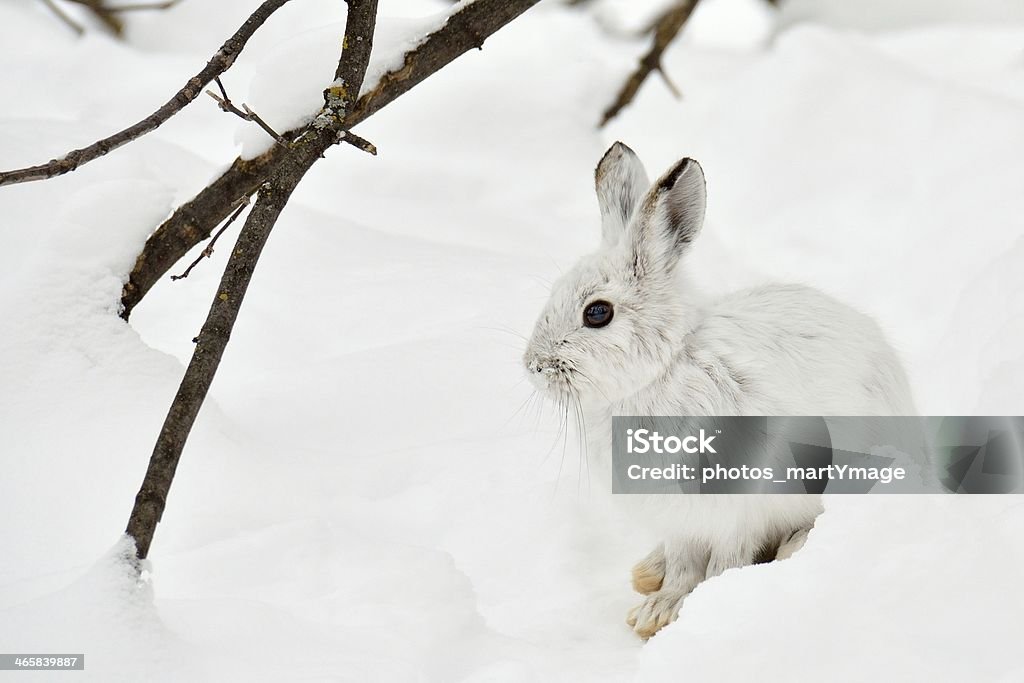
(119, 0), (544, 320)
(0, 0), (295, 187)
(599, 0), (700, 128)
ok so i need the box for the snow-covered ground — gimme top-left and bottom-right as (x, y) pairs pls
(1, 0), (1023, 680)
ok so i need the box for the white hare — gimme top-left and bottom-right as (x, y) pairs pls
(523, 143), (915, 639)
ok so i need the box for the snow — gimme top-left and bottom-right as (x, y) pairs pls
(1, 0), (1023, 681)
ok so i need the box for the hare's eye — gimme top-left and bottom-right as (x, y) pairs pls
(583, 300), (614, 328)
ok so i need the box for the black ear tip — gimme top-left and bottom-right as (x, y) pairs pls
(658, 157), (703, 191)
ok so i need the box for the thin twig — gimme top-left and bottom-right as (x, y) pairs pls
(657, 68), (682, 99)
(214, 75), (230, 103)
(40, 0), (85, 35)
(599, 0), (700, 128)
(0, 0), (296, 186)
(205, 77), (289, 148)
(339, 131), (377, 156)
(169, 196), (251, 281)
(241, 106), (287, 146)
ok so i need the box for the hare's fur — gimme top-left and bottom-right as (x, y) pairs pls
(523, 143), (914, 639)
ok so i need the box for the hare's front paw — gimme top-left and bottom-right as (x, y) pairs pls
(631, 544), (666, 595)
(626, 588), (688, 639)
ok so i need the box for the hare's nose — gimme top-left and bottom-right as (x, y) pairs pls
(526, 357), (555, 374)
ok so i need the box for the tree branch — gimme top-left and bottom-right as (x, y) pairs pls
(0, 0), (295, 186)
(599, 0), (700, 128)
(119, 0), (543, 320)
(124, 0), (381, 562)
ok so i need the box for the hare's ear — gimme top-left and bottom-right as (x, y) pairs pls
(632, 158), (706, 275)
(595, 142), (650, 247)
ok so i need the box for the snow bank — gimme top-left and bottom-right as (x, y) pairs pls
(638, 495), (1024, 681)
(0, 539), (176, 682)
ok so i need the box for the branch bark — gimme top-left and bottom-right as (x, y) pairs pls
(124, 0), (381, 562)
(0, 0), (295, 187)
(119, 0), (543, 320)
(599, 0), (700, 128)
